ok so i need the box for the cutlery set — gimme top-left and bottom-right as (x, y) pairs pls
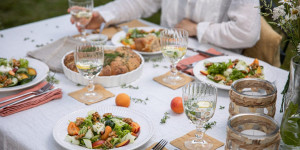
(0, 82), (54, 109)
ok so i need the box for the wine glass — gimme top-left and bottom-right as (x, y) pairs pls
(74, 44), (104, 102)
(68, 0), (93, 42)
(182, 82), (217, 150)
(160, 28), (188, 85)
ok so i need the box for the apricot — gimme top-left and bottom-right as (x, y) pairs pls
(171, 97), (184, 114)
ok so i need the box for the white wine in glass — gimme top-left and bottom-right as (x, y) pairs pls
(75, 45), (104, 102)
(69, 0), (93, 41)
(182, 82), (217, 150)
(160, 28), (188, 85)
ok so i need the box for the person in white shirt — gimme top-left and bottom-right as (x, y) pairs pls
(71, 0), (261, 52)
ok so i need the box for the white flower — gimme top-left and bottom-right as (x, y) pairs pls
(272, 5), (286, 20)
(297, 43), (300, 53)
(289, 7), (299, 20)
(279, 0), (293, 6)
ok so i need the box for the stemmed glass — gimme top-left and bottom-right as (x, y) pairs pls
(74, 44), (104, 102)
(160, 28), (188, 85)
(182, 82), (217, 150)
(68, 0), (93, 41)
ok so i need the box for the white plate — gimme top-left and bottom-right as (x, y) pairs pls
(62, 46), (144, 87)
(53, 106), (154, 150)
(111, 27), (162, 55)
(193, 56), (275, 90)
(0, 58), (49, 92)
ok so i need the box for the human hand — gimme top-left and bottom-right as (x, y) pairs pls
(175, 19), (197, 37)
(68, 8), (105, 32)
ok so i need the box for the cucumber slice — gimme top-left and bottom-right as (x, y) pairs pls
(83, 139), (92, 149)
(16, 68), (28, 73)
(8, 78), (18, 86)
(65, 135), (80, 145)
(84, 129), (94, 139)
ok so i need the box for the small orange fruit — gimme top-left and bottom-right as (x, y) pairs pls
(115, 93), (131, 107)
(171, 97), (184, 114)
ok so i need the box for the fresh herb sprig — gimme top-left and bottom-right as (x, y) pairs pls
(46, 73), (59, 84)
(131, 97), (149, 104)
(219, 106), (225, 109)
(204, 121), (216, 130)
(153, 64), (159, 68)
(144, 56), (164, 63)
(120, 84), (139, 89)
(160, 112), (170, 124)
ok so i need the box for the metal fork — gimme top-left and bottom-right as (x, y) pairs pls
(152, 139), (168, 150)
(0, 82), (53, 105)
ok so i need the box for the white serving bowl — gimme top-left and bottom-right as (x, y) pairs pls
(61, 46), (144, 87)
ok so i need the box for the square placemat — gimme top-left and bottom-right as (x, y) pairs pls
(68, 84), (114, 105)
(170, 130), (224, 150)
(153, 72), (194, 90)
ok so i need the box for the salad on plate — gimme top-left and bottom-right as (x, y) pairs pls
(200, 58), (264, 86)
(120, 28), (162, 53)
(0, 58), (37, 88)
(65, 110), (140, 149)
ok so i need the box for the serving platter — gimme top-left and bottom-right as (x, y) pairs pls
(53, 106), (154, 150)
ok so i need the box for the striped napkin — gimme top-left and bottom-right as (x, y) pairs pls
(176, 48), (222, 76)
(0, 82), (62, 117)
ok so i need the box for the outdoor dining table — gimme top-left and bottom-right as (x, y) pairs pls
(0, 13), (289, 150)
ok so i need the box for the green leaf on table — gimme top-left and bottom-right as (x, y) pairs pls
(160, 112), (170, 124)
(131, 97), (149, 104)
(219, 106), (225, 109)
(46, 73), (59, 84)
(120, 83), (139, 90)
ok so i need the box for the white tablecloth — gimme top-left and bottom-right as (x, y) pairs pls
(0, 14), (288, 150)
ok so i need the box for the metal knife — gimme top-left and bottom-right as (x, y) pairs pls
(0, 88), (59, 110)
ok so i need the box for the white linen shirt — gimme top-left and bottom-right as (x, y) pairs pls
(96, 0), (261, 51)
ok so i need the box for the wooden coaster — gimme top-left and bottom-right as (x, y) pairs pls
(146, 142), (168, 150)
(68, 84), (114, 105)
(170, 130), (224, 150)
(153, 72), (194, 90)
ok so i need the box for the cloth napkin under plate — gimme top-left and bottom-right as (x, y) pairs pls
(27, 36), (83, 73)
(176, 48), (222, 76)
(0, 81), (62, 117)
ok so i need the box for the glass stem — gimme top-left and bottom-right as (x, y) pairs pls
(170, 62), (178, 77)
(195, 121), (206, 143)
(87, 79), (95, 93)
(79, 25), (86, 41)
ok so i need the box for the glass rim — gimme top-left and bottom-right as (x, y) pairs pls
(160, 28), (189, 36)
(231, 78), (277, 97)
(182, 81), (217, 95)
(227, 113), (279, 139)
(68, 0), (93, 5)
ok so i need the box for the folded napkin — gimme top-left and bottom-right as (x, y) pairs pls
(27, 36), (83, 73)
(176, 48), (222, 76)
(0, 82), (62, 117)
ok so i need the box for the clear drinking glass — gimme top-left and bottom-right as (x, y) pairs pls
(75, 44), (104, 102)
(182, 82), (217, 150)
(68, 0), (93, 41)
(226, 113), (280, 150)
(160, 28), (188, 85)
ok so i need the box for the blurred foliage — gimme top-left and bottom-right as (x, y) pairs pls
(0, 0), (160, 29)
